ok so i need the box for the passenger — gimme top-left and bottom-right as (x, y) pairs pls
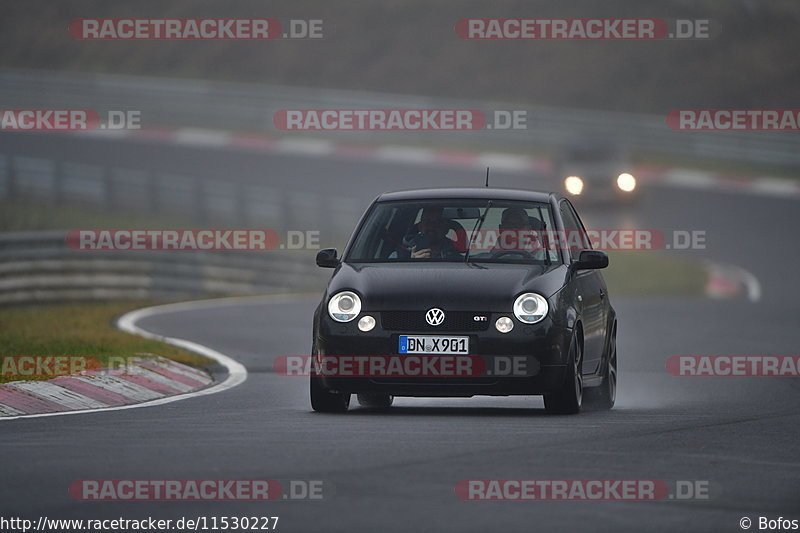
(493, 207), (541, 254)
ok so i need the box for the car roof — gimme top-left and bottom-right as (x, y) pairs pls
(376, 187), (559, 203)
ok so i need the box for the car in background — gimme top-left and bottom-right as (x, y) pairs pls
(311, 188), (617, 415)
(556, 139), (638, 203)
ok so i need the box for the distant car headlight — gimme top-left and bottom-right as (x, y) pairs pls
(564, 176), (584, 196)
(328, 291), (362, 322)
(617, 172), (636, 192)
(513, 293), (549, 324)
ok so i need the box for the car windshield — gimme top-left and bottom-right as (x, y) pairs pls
(345, 199), (561, 265)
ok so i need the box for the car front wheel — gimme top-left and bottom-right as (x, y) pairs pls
(584, 327), (617, 411)
(544, 334), (583, 415)
(310, 374), (350, 413)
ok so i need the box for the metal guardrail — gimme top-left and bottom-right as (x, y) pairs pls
(1, 68), (798, 168)
(0, 231), (326, 305)
(0, 150), (361, 238)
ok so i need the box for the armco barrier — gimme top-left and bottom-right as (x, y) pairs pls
(1, 69), (798, 168)
(0, 231), (326, 305)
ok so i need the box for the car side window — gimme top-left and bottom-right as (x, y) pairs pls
(559, 200), (590, 261)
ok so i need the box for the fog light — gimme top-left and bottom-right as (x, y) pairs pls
(358, 315), (376, 332)
(495, 316), (514, 333)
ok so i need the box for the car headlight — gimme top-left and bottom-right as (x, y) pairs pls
(513, 293), (549, 324)
(617, 172), (636, 192)
(564, 176), (584, 195)
(328, 291), (362, 322)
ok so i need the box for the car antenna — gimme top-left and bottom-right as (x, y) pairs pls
(485, 167), (490, 187)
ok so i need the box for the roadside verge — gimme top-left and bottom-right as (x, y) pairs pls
(0, 300), (248, 421)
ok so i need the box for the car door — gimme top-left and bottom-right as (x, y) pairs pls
(560, 200), (607, 374)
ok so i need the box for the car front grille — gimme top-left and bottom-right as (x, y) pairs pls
(380, 311), (490, 332)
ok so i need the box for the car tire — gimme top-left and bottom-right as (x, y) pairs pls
(357, 393), (394, 409)
(544, 334), (583, 415)
(310, 375), (350, 413)
(584, 327), (617, 411)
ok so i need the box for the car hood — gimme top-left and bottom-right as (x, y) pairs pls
(327, 262), (568, 311)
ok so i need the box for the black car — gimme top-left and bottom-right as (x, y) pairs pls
(311, 188), (617, 415)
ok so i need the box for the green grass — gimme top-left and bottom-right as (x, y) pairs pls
(0, 301), (214, 383)
(604, 251), (708, 297)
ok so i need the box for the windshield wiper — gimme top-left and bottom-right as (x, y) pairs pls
(464, 200), (492, 264)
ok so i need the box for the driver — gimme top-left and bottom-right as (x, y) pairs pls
(398, 207), (462, 260)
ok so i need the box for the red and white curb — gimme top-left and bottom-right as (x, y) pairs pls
(0, 298), (251, 421)
(704, 261), (762, 302)
(0, 355), (212, 418)
(80, 126), (800, 199)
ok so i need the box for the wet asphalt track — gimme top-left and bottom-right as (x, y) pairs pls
(1, 134), (799, 532)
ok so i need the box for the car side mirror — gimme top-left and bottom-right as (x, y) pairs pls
(572, 250), (608, 270)
(316, 248), (339, 268)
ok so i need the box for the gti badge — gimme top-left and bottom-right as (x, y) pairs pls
(425, 308), (445, 326)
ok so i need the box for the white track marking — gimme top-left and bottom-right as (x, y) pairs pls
(143, 357), (213, 385)
(477, 152), (534, 172)
(274, 138), (335, 156)
(0, 403), (25, 416)
(375, 145), (437, 164)
(174, 128), (233, 147)
(74, 374), (164, 401)
(730, 264), (762, 302)
(705, 261), (763, 303)
(123, 366), (196, 393)
(8, 381), (109, 410)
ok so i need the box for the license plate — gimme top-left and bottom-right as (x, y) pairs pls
(398, 335), (469, 354)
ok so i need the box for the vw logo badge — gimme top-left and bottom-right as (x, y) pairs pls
(425, 308), (445, 326)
